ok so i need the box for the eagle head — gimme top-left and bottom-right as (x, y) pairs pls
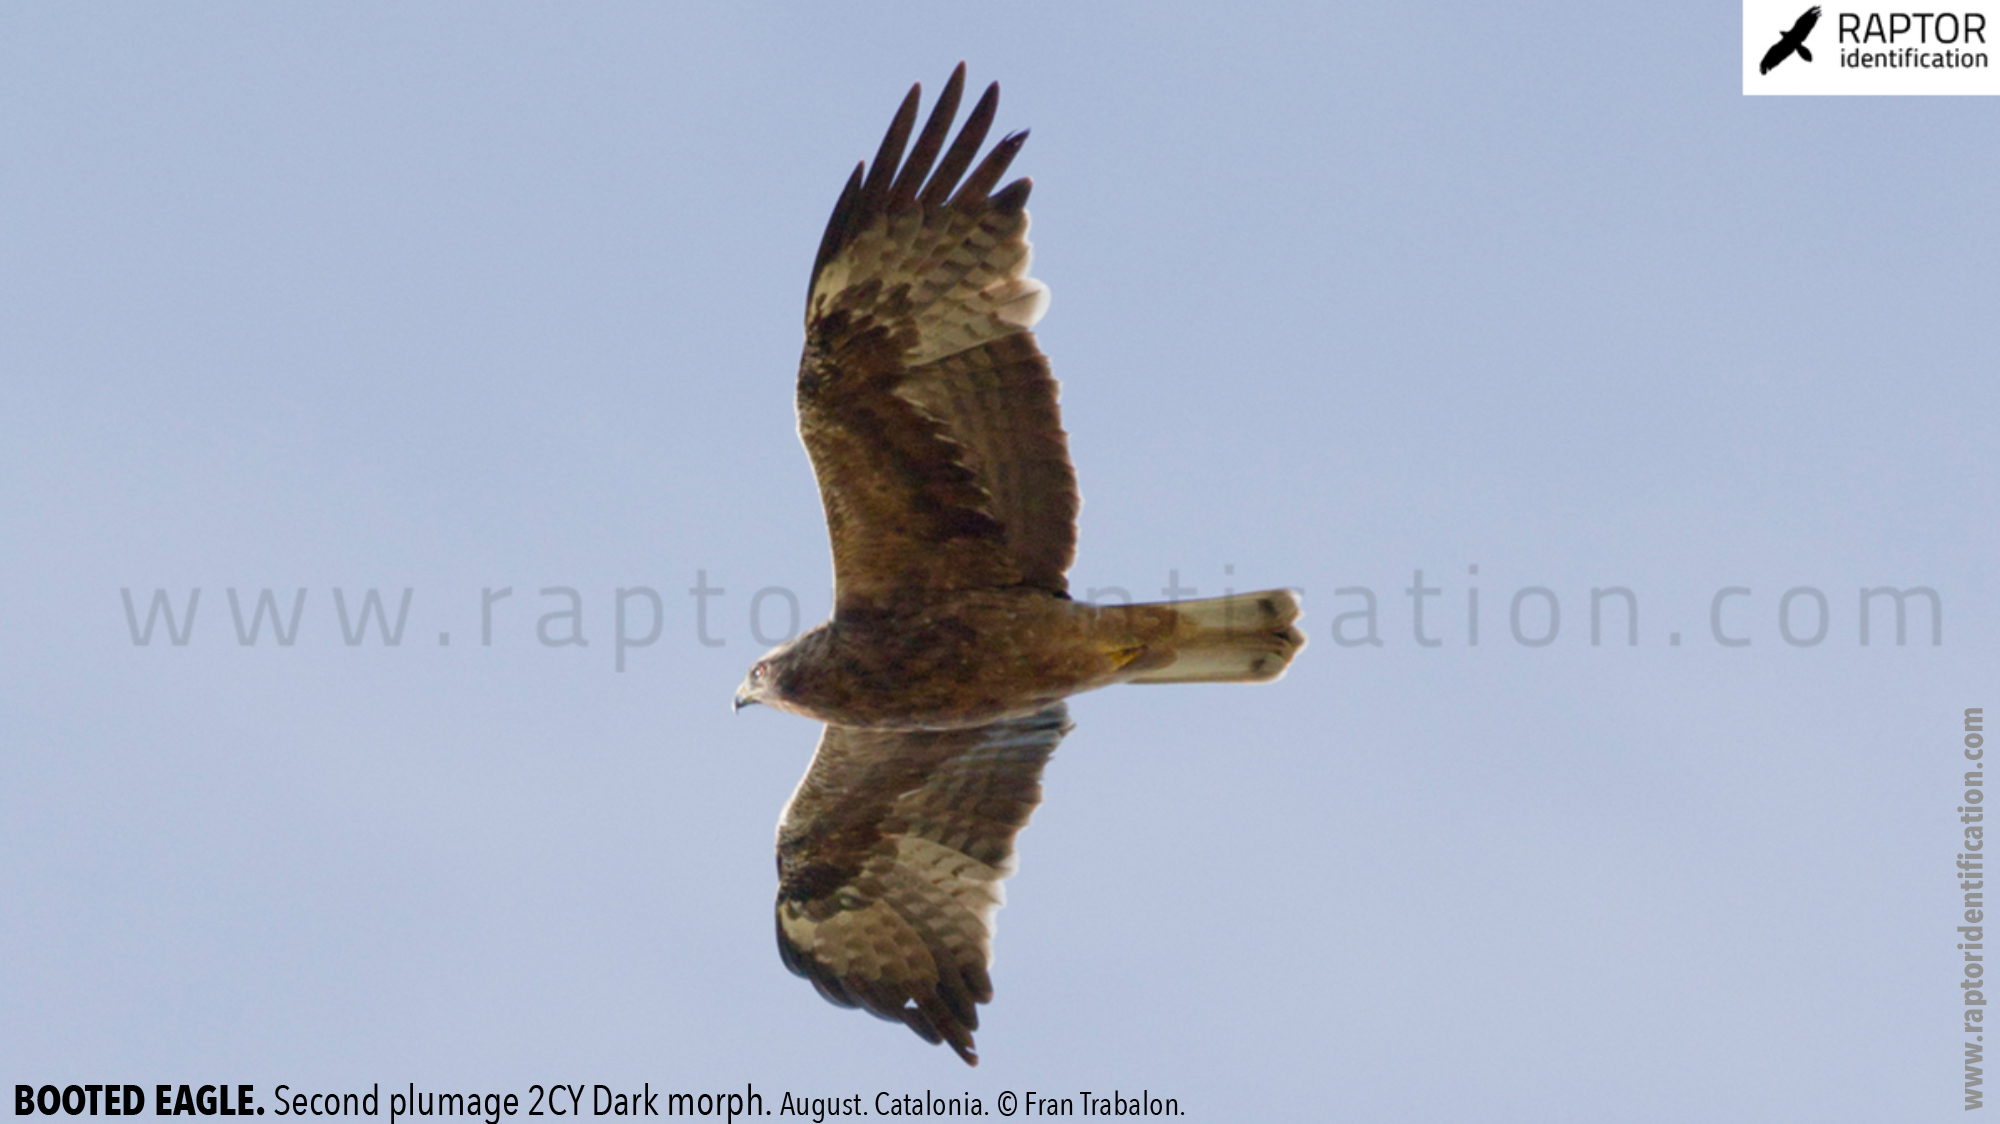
(734, 631), (815, 714)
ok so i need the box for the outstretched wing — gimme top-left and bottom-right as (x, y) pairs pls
(1791, 5), (1821, 38)
(774, 704), (1072, 1065)
(798, 65), (1078, 615)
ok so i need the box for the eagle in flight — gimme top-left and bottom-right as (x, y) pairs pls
(1760, 6), (1821, 74)
(735, 65), (1304, 1065)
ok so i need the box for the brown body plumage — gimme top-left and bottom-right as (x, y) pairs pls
(739, 65), (1303, 1065)
(753, 590), (1301, 730)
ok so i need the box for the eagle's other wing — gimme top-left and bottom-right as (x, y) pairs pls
(798, 65), (1078, 615)
(774, 704), (1072, 1065)
(1759, 38), (1795, 73)
(1791, 5), (1821, 38)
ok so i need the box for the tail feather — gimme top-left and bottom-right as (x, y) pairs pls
(1126, 589), (1304, 684)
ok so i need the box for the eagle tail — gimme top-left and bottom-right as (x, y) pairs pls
(1797, 44), (1812, 62)
(1125, 589), (1304, 684)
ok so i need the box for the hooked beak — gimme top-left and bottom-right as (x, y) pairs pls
(733, 684), (755, 713)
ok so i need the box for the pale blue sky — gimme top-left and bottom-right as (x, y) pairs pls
(3, 4), (1995, 1121)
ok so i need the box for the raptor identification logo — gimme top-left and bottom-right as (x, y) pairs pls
(1743, 0), (2000, 92)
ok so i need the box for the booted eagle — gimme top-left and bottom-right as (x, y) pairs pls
(736, 65), (1304, 1065)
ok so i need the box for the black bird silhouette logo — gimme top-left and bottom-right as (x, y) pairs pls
(1761, 6), (1822, 73)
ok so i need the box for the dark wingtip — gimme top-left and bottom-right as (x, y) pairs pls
(807, 162), (867, 298)
(952, 128), (1030, 211)
(921, 79), (1000, 209)
(857, 83), (922, 223)
(990, 177), (1032, 215)
(889, 64), (969, 211)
